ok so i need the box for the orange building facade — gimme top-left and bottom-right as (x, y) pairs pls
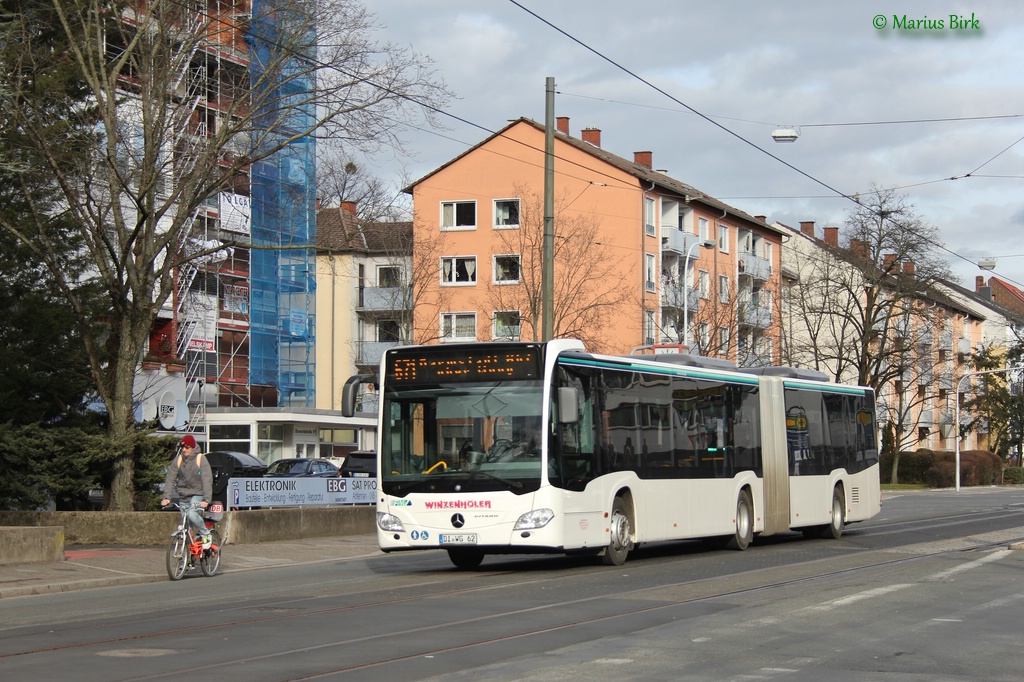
(407, 117), (785, 362)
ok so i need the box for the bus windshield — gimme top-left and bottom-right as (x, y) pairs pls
(381, 380), (545, 496)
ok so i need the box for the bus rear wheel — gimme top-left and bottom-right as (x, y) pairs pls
(822, 487), (845, 539)
(725, 489), (754, 551)
(601, 497), (632, 566)
(448, 548), (485, 570)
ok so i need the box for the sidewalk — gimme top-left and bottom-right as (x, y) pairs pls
(0, 533), (381, 599)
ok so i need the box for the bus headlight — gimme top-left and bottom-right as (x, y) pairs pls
(514, 508), (555, 530)
(377, 512), (406, 533)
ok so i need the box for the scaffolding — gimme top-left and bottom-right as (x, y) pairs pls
(157, 0), (316, 416)
(247, 0), (317, 408)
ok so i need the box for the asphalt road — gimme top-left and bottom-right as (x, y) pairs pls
(2, 487), (1024, 681)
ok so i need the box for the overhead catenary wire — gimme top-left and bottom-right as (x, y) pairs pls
(505, 0), (1024, 290)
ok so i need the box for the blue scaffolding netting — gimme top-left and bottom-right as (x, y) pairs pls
(248, 2), (317, 407)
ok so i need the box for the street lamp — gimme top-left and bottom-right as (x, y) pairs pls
(771, 126), (799, 143)
(954, 365), (1022, 491)
(682, 239), (716, 348)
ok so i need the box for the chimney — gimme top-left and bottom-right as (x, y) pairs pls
(850, 238), (868, 259)
(634, 151), (653, 169)
(824, 226), (839, 246)
(902, 261), (915, 275)
(754, 215), (767, 223)
(341, 201), (357, 216)
(799, 221), (815, 237)
(883, 254), (896, 270)
(581, 127), (601, 147)
(975, 275), (986, 291)
(556, 116), (569, 135)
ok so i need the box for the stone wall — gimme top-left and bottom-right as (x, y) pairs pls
(0, 506), (376, 549)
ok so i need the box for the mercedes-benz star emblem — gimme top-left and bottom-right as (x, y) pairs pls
(451, 513), (465, 528)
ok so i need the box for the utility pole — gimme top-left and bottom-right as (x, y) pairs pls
(542, 76), (555, 341)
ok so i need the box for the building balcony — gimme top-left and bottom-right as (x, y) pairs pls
(739, 351), (774, 368)
(738, 252), (771, 281)
(939, 371), (954, 390)
(739, 304), (772, 329)
(661, 285), (700, 312)
(357, 341), (399, 367)
(660, 228), (703, 257)
(356, 285), (412, 313)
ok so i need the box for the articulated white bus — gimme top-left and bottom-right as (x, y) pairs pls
(342, 339), (880, 569)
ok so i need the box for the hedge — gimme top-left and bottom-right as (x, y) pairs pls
(880, 449), (1005, 487)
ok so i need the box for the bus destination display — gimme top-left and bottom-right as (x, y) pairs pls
(387, 347), (542, 385)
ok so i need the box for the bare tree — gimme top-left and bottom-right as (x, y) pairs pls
(484, 187), (633, 353)
(783, 186), (954, 482)
(0, 0), (451, 509)
(316, 153), (411, 223)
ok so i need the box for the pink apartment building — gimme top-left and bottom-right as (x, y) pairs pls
(405, 117), (785, 362)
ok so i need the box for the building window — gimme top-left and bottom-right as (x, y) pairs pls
(645, 309), (656, 345)
(493, 255), (521, 283)
(719, 326), (730, 354)
(377, 319), (400, 342)
(441, 312), (476, 342)
(494, 199), (520, 228)
(699, 217), (710, 242)
(377, 265), (400, 288)
(440, 256), (477, 285)
(718, 224), (729, 253)
(494, 310), (521, 340)
(698, 322), (711, 351)
(646, 253), (656, 292)
(719, 275), (730, 303)
(441, 201), (476, 230)
(698, 270), (710, 299)
(645, 197), (656, 236)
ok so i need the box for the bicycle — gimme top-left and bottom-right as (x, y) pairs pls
(165, 500), (223, 580)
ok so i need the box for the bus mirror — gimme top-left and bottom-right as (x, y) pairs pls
(341, 374), (376, 417)
(557, 386), (580, 424)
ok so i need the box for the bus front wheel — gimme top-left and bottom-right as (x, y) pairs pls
(601, 497), (633, 566)
(725, 489), (754, 551)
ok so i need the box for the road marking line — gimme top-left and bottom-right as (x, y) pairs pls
(809, 584), (912, 611)
(925, 549), (1012, 581)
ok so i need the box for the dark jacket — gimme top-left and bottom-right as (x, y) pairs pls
(163, 451), (213, 502)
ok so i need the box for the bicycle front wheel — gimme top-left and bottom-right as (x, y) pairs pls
(200, 529), (222, 577)
(166, 533), (189, 581)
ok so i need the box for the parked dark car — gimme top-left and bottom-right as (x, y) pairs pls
(341, 450), (377, 478)
(205, 450), (268, 507)
(264, 458), (340, 478)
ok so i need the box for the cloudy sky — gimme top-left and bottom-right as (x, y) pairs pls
(361, 1), (1024, 291)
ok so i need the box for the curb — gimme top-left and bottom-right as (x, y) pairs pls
(0, 574), (161, 599)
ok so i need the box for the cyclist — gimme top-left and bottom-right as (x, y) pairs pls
(161, 435), (214, 549)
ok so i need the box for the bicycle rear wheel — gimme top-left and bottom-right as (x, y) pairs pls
(166, 533), (189, 581)
(200, 529), (222, 576)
